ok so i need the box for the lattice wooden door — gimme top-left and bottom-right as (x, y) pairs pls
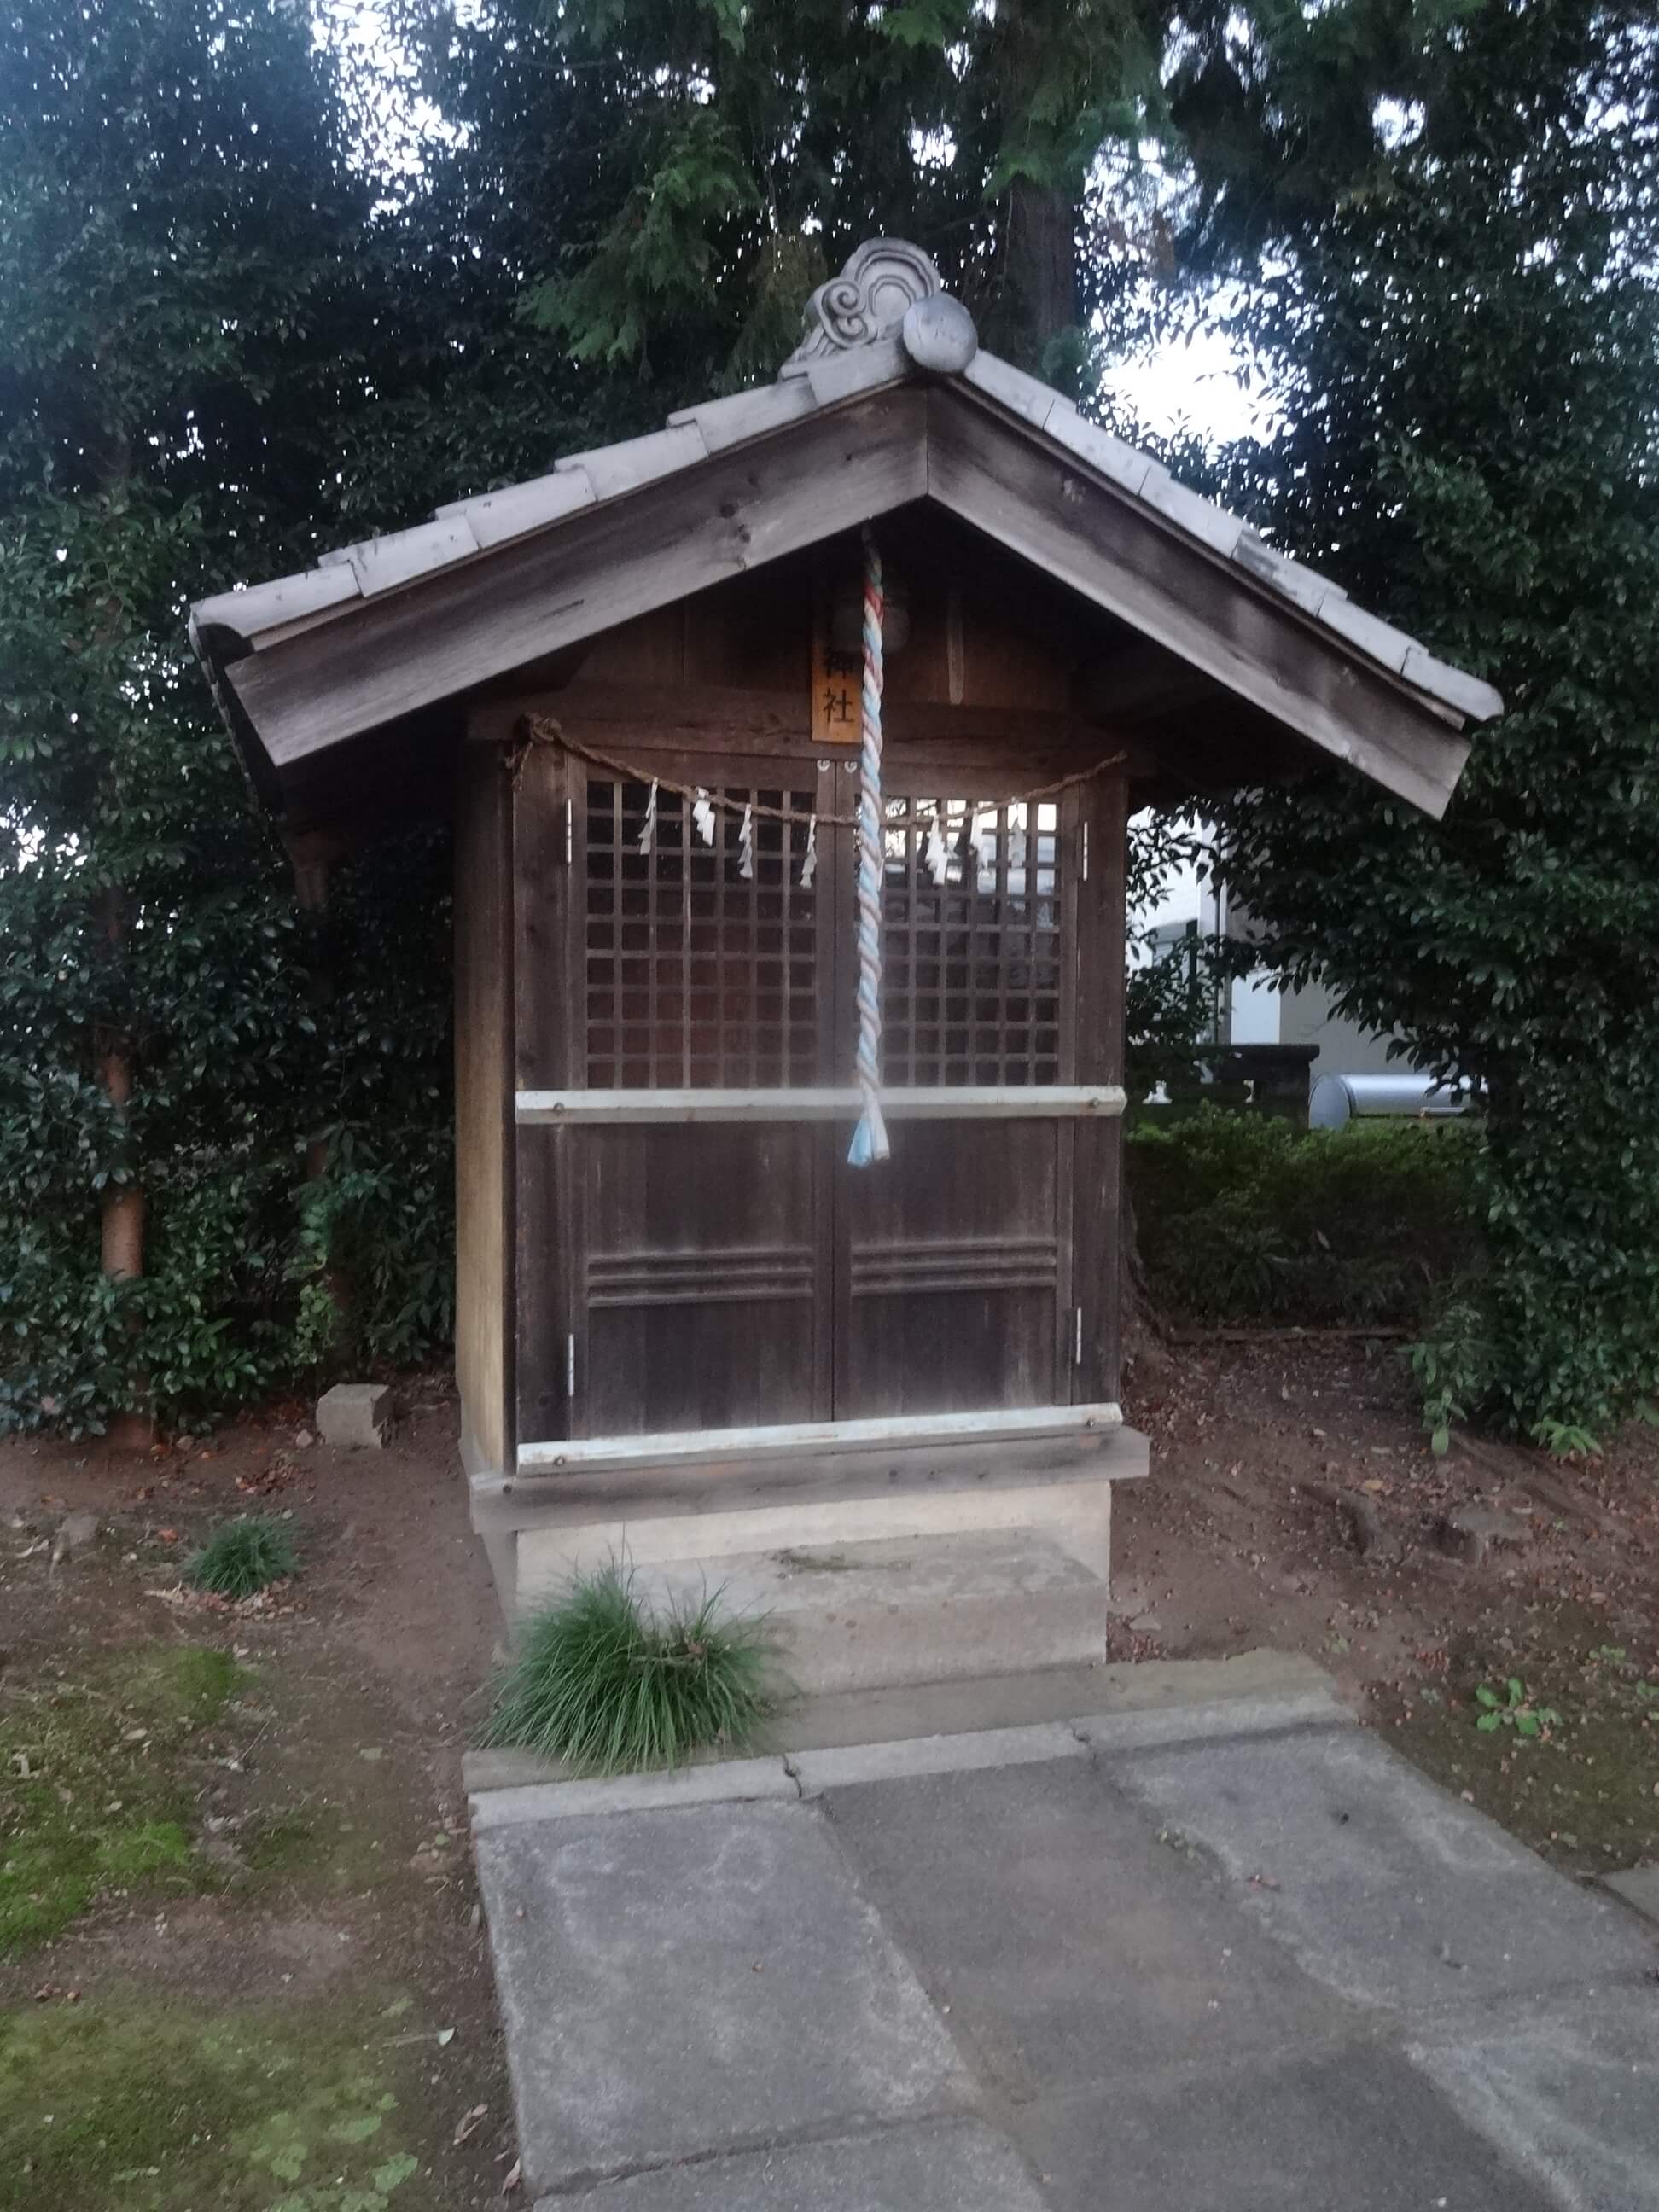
(542, 758), (841, 1440)
(833, 780), (1079, 1418)
(519, 752), (1097, 1446)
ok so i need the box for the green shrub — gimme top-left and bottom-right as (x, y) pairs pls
(1128, 1106), (1481, 1328)
(184, 1516), (300, 1600)
(480, 1566), (774, 1775)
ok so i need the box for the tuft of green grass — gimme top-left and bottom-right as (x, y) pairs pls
(184, 1516), (300, 1600)
(479, 1565), (773, 1775)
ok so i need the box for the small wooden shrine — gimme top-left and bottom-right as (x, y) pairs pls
(191, 240), (1495, 1641)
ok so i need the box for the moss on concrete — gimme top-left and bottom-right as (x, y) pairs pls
(0, 1992), (432, 2211)
(0, 1644), (247, 1953)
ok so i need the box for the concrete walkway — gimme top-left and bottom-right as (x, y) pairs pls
(469, 1659), (1659, 2209)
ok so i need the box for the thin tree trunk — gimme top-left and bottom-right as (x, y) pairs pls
(97, 890), (154, 1448)
(1118, 1163), (1176, 1380)
(293, 848), (332, 1183)
(290, 836), (352, 1335)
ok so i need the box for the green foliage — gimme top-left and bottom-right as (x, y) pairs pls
(0, 1644), (244, 1953)
(486, 0), (1174, 378)
(524, 108), (761, 370)
(1409, 1293), (1493, 1458)
(1128, 1108), (1479, 1327)
(1179, 3), (1659, 1446)
(480, 1565), (775, 1774)
(1124, 810), (1224, 1097)
(184, 1517), (300, 1602)
(0, 4), (458, 1436)
(1473, 1679), (1561, 1740)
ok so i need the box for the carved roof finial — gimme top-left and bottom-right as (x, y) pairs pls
(785, 238), (948, 367)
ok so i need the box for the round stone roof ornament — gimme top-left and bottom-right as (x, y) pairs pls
(899, 292), (977, 375)
(786, 237), (953, 366)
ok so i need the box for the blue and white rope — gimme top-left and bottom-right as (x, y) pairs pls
(848, 527), (890, 1167)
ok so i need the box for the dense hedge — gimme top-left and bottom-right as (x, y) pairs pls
(0, 817), (457, 1440)
(1127, 1108), (1481, 1330)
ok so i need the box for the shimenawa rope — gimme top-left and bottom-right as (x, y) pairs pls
(847, 526), (889, 1167)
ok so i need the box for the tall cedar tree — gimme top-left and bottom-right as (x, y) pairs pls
(1179, 3), (1659, 1444)
(402, 0), (1174, 387)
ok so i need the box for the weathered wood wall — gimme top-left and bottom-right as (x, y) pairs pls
(453, 744), (515, 1475)
(463, 519), (1133, 1465)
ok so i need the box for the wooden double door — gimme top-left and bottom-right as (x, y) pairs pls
(515, 748), (1123, 1451)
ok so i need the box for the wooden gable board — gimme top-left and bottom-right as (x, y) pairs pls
(229, 389), (929, 771)
(923, 387), (1469, 818)
(224, 379), (1470, 817)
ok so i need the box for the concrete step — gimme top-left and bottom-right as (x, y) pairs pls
(463, 1650), (1353, 1802)
(639, 1527), (1109, 1697)
(473, 1426), (1147, 1630)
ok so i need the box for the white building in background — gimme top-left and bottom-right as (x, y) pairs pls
(1132, 820), (1407, 1080)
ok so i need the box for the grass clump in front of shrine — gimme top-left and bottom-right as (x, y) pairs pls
(184, 1515), (300, 1600)
(480, 1566), (773, 1774)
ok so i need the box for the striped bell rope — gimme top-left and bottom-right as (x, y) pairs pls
(847, 526), (890, 1167)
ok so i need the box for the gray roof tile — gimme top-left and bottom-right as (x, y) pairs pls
(1233, 529), (1348, 619)
(436, 468), (596, 549)
(667, 380), (819, 454)
(191, 563), (360, 641)
(802, 331), (910, 408)
(1045, 409), (1159, 497)
(1318, 593), (1417, 677)
(553, 422), (706, 502)
(319, 515), (480, 596)
(959, 350), (1073, 433)
(1139, 474), (1245, 561)
(1402, 645), (1504, 722)
(189, 244), (1501, 731)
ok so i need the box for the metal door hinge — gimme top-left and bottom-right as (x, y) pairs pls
(565, 798), (573, 864)
(566, 1332), (576, 1399)
(1074, 1307), (1085, 1365)
(1080, 823), (1090, 882)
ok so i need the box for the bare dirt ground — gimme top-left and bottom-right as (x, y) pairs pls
(3, 1341), (1656, 2208)
(0, 1380), (510, 2211)
(1118, 1335), (1659, 1877)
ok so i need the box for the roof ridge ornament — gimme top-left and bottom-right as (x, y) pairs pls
(786, 237), (952, 365)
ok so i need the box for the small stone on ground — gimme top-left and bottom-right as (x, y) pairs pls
(50, 1508), (99, 1563)
(315, 1382), (392, 1449)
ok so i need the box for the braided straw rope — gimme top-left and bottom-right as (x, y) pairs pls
(847, 527), (890, 1167)
(513, 722), (1125, 824)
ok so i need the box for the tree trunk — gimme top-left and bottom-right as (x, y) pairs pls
(992, 0), (1080, 374)
(288, 835), (352, 1334)
(1117, 1166), (1177, 1382)
(293, 847), (332, 1182)
(1004, 176), (1079, 372)
(87, 433), (156, 1447)
(97, 895), (154, 1448)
